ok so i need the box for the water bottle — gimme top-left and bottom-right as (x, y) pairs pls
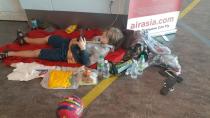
(31, 19), (38, 30)
(138, 55), (145, 75)
(130, 59), (139, 79)
(103, 60), (110, 79)
(125, 66), (132, 75)
(97, 55), (104, 77)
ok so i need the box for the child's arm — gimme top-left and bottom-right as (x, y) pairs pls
(77, 37), (86, 50)
(69, 38), (78, 47)
(69, 37), (86, 50)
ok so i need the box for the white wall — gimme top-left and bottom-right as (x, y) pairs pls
(19, 0), (129, 15)
(0, 0), (27, 21)
(19, 0), (53, 11)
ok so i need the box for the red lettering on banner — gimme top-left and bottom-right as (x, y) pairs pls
(127, 0), (180, 32)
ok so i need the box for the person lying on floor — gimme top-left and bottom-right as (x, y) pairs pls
(0, 27), (124, 66)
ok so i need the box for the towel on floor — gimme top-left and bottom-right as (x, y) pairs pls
(7, 62), (55, 81)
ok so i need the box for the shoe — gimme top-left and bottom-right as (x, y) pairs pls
(160, 77), (177, 96)
(17, 29), (24, 37)
(0, 52), (8, 60)
(15, 29), (26, 46)
(123, 48), (133, 61)
(159, 69), (183, 83)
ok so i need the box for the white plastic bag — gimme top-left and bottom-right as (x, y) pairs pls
(139, 30), (171, 55)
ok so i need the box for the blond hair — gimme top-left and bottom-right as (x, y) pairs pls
(105, 27), (123, 47)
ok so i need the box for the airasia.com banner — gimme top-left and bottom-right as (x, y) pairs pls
(127, 0), (181, 33)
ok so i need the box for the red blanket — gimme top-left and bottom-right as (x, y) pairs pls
(0, 29), (125, 68)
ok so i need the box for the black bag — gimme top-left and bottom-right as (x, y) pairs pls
(121, 30), (142, 49)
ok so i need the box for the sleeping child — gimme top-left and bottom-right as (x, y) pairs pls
(0, 27), (124, 66)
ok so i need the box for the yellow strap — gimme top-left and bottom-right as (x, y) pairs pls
(179, 0), (200, 19)
(82, 75), (118, 108)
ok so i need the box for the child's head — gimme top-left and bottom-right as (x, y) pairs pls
(100, 27), (123, 47)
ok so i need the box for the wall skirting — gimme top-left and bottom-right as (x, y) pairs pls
(25, 10), (128, 29)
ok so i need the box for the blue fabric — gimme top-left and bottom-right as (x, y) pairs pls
(39, 35), (69, 61)
(71, 45), (90, 66)
(39, 35), (90, 66)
